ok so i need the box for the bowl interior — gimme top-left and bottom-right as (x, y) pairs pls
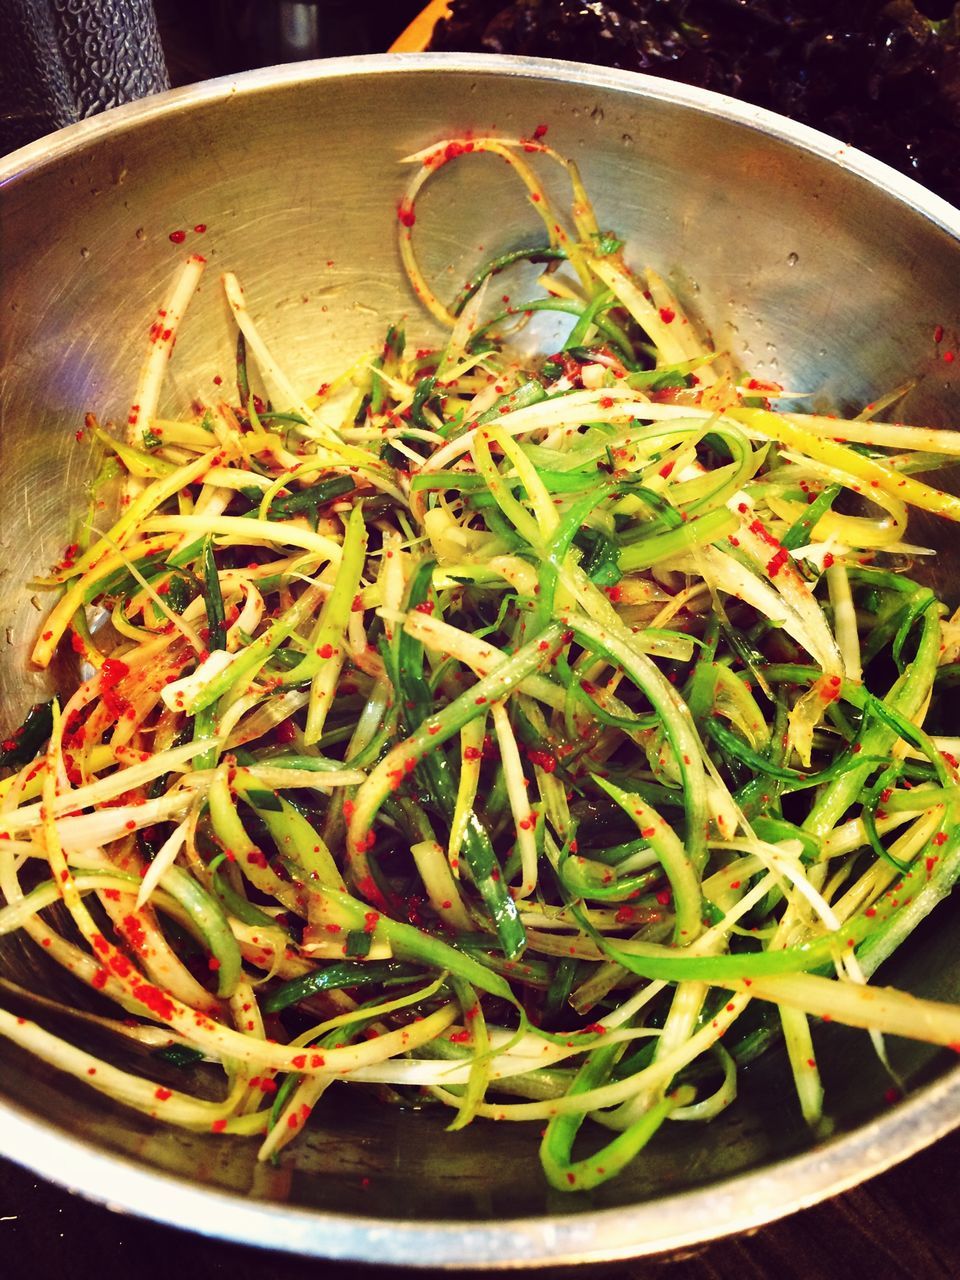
(1, 56), (960, 1263)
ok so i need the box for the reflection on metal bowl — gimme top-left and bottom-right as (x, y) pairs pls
(1, 53), (959, 1267)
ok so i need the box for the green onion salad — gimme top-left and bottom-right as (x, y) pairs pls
(4, 135), (960, 1191)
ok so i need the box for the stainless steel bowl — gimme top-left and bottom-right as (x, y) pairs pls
(2, 53), (960, 1267)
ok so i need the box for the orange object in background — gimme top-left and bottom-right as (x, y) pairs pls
(390, 0), (452, 51)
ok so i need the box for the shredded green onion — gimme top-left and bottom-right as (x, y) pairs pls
(3, 135), (960, 1185)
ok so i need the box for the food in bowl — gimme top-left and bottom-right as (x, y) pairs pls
(2, 135), (960, 1193)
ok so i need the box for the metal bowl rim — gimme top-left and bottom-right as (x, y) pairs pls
(1, 51), (958, 234)
(3, 1067), (960, 1266)
(2, 51), (959, 1266)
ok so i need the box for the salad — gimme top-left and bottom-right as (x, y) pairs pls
(2, 135), (960, 1192)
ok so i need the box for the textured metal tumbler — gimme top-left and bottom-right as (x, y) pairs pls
(0, 0), (168, 153)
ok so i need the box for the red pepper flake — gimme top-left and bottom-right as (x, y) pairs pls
(101, 657), (130, 687)
(291, 1054), (307, 1069)
(934, 324), (944, 343)
(658, 307), (675, 324)
(397, 201), (416, 228)
(944, 351), (955, 364)
(108, 952), (133, 979)
(168, 229), (186, 244)
(766, 547), (789, 578)
(598, 395), (614, 409)
(449, 1030), (471, 1044)
(130, 981), (175, 1021)
(526, 748), (556, 773)
(463, 745), (482, 761)
(532, 123), (548, 139)
(441, 140), (472, 162)
(355, 875), (381, 906)
(193, 223), (207, 234)
(654, 889), (671, 906)
(155, 1087), (173, 1101)
(363, 910), (380, 933)
(659, 460), (675, 479)
(933, 831), (947, 846)
(122, 915), (147, 953)
(749, 517), (780, 549)
(414, 600), (435, 615)
(210, 1119), (227, 1133)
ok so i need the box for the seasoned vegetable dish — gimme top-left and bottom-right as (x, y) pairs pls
(2, 138), (960, 1191)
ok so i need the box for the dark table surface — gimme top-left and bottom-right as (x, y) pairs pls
(3, 1126), (960, 1279)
